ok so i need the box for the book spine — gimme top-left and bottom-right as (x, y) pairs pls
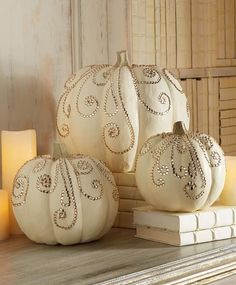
(113, 212), (135, 229)
(136, 225), (236, 246)
(119, 199), (147, 212)
(118, 186), (144, 200)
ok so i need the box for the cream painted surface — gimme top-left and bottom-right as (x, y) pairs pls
(0, 0), (72, 187)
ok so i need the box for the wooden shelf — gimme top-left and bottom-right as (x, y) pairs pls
(171, 67), (236, 79)
(1, 228), (236, 284)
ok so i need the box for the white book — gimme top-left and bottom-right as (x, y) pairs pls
(119, 199), (147, 213)
(118, 186), (143, 200)
(113, 172), (136, 187)
(133, 205), (236, 233)
(136, 225), (236, 246)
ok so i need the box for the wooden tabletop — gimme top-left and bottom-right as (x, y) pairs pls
(1, 228), (236, 285)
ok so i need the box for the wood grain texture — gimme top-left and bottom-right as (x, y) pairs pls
(107, 0), (131, 64)
(1, 229), (236, 285)
(225, 0), (235, 59)
(0, 0), (72, 186)
(166, 0), (176, 68)
(217, 0), (226, 59)
(80, 0), (108, 65)
(176, 0), (191, 68)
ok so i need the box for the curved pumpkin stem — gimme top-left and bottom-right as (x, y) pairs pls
(115, 50), (129, 67)
(173, 121), (187, 135)
(53, 142), (69, 160)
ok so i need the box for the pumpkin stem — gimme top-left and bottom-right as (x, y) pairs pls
(53, 142), (69, 160)
(173, 121), (187, 135)
(115, 50), (129, 67)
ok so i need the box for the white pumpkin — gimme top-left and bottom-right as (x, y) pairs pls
(56, 50), (189, 172)
(12, 144), (119, 245)
(135, 121), (226, 212)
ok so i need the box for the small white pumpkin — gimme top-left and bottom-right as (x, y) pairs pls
(135, 121), (226, 212)
(12, 144), (119, 245)
(56, 50), (189, 172)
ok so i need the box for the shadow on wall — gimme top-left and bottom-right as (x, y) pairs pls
(0, 72), (57, 186)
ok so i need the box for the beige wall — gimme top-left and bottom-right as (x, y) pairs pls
(0, 0), (72, 166)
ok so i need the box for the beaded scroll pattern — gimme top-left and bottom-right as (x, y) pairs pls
(53, 159), (78, 230)
(12, 156), (50, 207)
(56, 64), (183, 156)
(70, 155), (119, 202)
(140, 132), (223, 200)
(13, 155), (118, 231)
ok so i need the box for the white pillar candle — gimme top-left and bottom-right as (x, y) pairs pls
(219, 156), (236, 205)
(1, 130), (37, 234)
(0, 189), (9, 241)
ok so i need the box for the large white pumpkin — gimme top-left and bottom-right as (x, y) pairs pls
(136, 121), (226, 212)
(57, 51), (189, 172)
(12, 145), (119, 245)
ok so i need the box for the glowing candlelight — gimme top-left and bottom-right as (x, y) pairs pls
(1, 130), (37, 234)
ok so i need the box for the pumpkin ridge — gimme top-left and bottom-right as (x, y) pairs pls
(129, 66), (172, 116)
(102, 67), (135, 155)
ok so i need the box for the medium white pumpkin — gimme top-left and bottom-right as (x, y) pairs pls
(56, 50), (189, 172)
(135, 121), (226, 212)
(12, 144), (119, 245)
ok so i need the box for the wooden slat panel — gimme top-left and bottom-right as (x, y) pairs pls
(220, 88), (236, 101)
(221, 117), (236, 127)
(81, 0), (108, 66)
(166, 0), (176, 68)
(219, 100), (236, 110)
(225, 0), (235, 59)
(217, 0), (226, 59)
(208, 67), (236, 77)
(225, 151), (236, 155)
(208, 78), (219, 140)
(187, 79), (193, 130)
(220, 109), (236, 119)
(192, 79), (198, 131)
(132, 0), (146, 63)
(176, 0), (191, 68)
(220, 77), (236, 88)
(145, 0), (156, 63)
(222, 144), (236, 153)
(197, 79), (208, 133)
(221, 126), (236, 136)
(107, 0), (130, 64)
(207, 0), (217, 67)
(132, 0), (155, 64)
(191, 0), (201, 67)
(215, 59), (231, 66)
(155, 0), (161, 65)
(160, 0), (167, 67)
(221, 134), (236, 145)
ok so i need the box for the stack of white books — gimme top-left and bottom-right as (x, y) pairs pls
(134, 205), (236, 246)
(112, 172), (147, 229)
